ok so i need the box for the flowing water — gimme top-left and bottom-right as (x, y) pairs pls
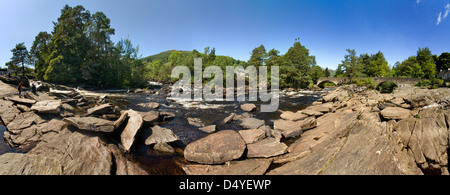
(78, 86), (326, 174)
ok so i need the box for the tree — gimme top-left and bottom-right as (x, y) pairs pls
(324, 68), (330, 77)
(339, 49), (363, 78)
(335, 64), (344, 77)
(248, 45), (267, 67)
(280, 39), (316, 88)
(367, 51), (390, 77)
(89, 11), (115, 57)
(394, 56), (424, 78)
(359, 53), (371, 76)
(44, 5), (91, 83)
(30, 32), (51, 79)
(416, 47), (436, 80)
(168, 51), (185, 66)
(436, 52), (450, 72)
(7, 43), (31, 77)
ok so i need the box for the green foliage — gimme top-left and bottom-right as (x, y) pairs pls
(436, 52), (450, 72)
(6, 42), (31, 77)
(29, 5), (145, 88)
(416, 79), (432, 87)
(337, 50), (390, 78)
(248, 45), (267, 67)
(367, 51), (390, 77)
(416, 47), (436, 80)
(142, 50), (191, 63)
(352, 78), (375, 89)
(392, 56), (424, 78)
(324, 68), (331, 77)
(339, 49), (363, 78)
(278, 39), (319, 89)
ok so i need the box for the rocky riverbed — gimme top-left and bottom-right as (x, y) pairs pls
(0, 78), (449, 175)
(181, 85), (450, 175)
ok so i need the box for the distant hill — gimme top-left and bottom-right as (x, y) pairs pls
(142, 50), (192, 63)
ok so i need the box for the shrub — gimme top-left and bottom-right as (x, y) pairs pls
(416, 79), (431, 87)
(352, 78), (375, 89)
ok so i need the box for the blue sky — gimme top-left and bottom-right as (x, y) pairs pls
(0, 0), (449, 70)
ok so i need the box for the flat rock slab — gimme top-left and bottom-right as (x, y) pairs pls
(120, 110), (143, 151)
(298, 117), (317, 131)
(0, 153), (62, 175)
(139, 111), (159, 124)
(184, 130), (246, 165)
(8, 97), (36, 105)
(6, 111), (46, 131)
(182, 159), (272, 175)
(280, 111), (308, 121)
(86, 104), (112, 116)
(199, 125), (216, 134)
(239, 117), (265, 129)
(239, 129), (266, 144)
(380, 107), (412, 120)
(301, 109), (324, 117)
(273, 119), (303, 138)
(144, 125), (180, 145)
(247, 138), (288, 158)
(63, 117), (114, 132)
(31, 100), (61, 114)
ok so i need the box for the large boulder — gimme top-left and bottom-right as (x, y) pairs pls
(247, 138), (288, 158)
(63, 117), (114, 133)
(120, 110), (143, 151)
(29, 128), (148, 175)
(280, 111), (308, 121)
(273, 119), (303, 138)
(139, 111), (160, 124)
(86, 104), (113, 116)
(31, 100), (61, 114)
(404, 93), (434, 108)
(184, 130), (246, 164)
(239, 129), (266, 144)
(322, 90), (348, 103)
(380, 107), (412, 120)
(239, 117), (265, 129)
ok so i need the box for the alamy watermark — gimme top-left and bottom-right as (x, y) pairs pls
(171, 58), (279, 112)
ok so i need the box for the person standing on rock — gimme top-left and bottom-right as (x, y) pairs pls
(31, 83), (36, 95)
(18, 81), (25, 98)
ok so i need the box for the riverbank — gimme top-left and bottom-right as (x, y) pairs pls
(0, 79), (323, 175)
(1, 78), (449, 175)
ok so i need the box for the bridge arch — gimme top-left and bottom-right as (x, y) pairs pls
(376, 81), (398, 93)
(317, 80), (338, 88)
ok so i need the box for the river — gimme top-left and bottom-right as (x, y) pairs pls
(0, 84), (328, 174)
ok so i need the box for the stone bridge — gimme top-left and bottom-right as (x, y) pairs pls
(317, 77), (421, 88)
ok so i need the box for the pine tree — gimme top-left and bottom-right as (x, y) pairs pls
(7, 43), (30, 77)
